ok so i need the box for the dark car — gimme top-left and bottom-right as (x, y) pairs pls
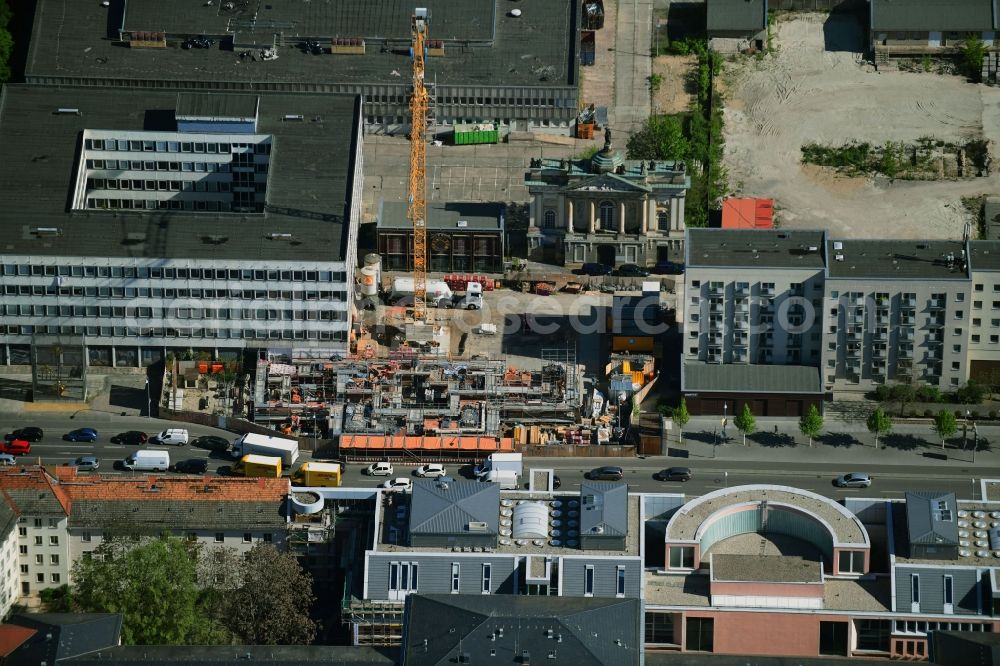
(655, 466), (692, 482)
(553, 475), (561, 490)
(64, 428), (98, 443)
(652, 260), (685, 275)
(173, 459), (209, 474)
(193, 435), (231, 453)
(580, 262), (614, 276)
(588, 465), (624, 481)
(615, 263), (650, 277)
(6, 427), (43, 442)
(111, 431), (148, 445)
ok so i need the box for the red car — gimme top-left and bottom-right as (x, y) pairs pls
(0, 439), (31, 455)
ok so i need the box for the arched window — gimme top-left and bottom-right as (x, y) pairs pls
(599, 201), (615, 230)
(657, 211), (670, 231)
(543, 209), (556, 229)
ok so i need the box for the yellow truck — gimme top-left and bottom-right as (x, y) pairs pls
(291, 461), (342, 487)
(231, 454), (282, 478)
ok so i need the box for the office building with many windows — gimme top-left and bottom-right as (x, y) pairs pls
(0, 86), (363, 367)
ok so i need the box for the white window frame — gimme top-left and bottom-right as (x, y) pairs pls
(585, 565), (595, 597)
(616, 566), (626, 597)
(911, 573), (920, 613)
(482, 563), (492, 595)
(451, 563), (460, 594)
(943, 575), (954, 614)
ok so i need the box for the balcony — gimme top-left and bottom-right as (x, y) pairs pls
(926, 319), (945, 329)
(846, 345), (862, 358)
(708, 285), (724, 296)
(847, 330), (863, 342)
(734, 285), (749, 297)
(733, 353), (748, 364)
(761, 287), (775, 297)
(899, 329), (914, 341)
(898, 347), (914, 359)
(873, 331), (888, 341)
(903, 297), (916, 308)
(734, 302), (749, 314)
(788, 335), (803, 348)
(872, 346), (887, 359)
(734, 318), (749, 330)
(928, 300), (945, 309)
(733, 335), (748, 347)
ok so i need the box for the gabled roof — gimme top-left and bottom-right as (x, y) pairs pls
(905, 491), (960, 547)
(402, 595), (641, 666)
(0, 626), (37, 658)
(871, 0), (996, 32)
(721, 197), (774, 229)
(408, 479), (500, 537)
(579, 481), (628, 538)
(707, 0), (768, 32)
(7, 613), (122, 666)
(0, 467), (72, 516)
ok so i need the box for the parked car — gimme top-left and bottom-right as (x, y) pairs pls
(68, 456), (99, 471)
(6, 427), (43, 442)
(381, 478), (413, 492)
(152, 429), (189, 446)
(366, 461), (394, 477)
(173, 459), (209, 474)
(835, 472), (872, 488)
(655, 467), (692, 482)
(652, 260), (685, 275)
(111, 431), (148, 445)
(587, 465), (624, 481)
(615, 263), (650, 277)
(0, 454), (16, 467)
(0, 440), (29, 455)
(63, 428), (98, 443)
(580, 262), (614, 276)
(415, 464), (447, 478)
(553, 474), (562, 490)
(193, 435), (231, 452)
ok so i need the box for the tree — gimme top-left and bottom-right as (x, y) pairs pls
(0, 0), (12, 84)
(798, 404), (823, 448)
(222, 543), (317, 645)
(889, 382), (915, 417)
(733, 404), (756, 447)
(866, 407), (892, 450)
(956, 380), (987, 405)
(673, 398), (690, 445)
(72, 537), (226, 645)
(625, 115), (690, 162)
(932, 409), (957, 450)
(961, 35), (987, 82)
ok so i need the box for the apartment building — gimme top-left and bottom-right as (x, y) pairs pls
(682, 229), (827, 415)
(0, 467), (291, 606)
(342, 478), (644, 646)
(683, 229), (999, 413)
(823, 239), (970, 392)
(0, 85), (363, 368)
(0, 502), (21, 619)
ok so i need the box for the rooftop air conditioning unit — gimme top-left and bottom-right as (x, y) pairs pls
(835, 254), (845, 261)
(457, 220), (468, 227)
(283, 114), (304, 121)
(467, 521), (489, 532)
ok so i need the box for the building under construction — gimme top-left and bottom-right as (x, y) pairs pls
(252, 349), (584, 460)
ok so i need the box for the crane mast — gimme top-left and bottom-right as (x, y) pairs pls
(408, 8), (430, 322)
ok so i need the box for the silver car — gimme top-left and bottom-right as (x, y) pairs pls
(835, 472), (872, 488)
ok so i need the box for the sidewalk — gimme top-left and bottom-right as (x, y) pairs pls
(670, 415), (1000, 469)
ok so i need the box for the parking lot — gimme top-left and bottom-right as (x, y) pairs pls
(723, 12), (1000, 238)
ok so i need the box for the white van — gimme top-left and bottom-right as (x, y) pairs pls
(123, 449), (170, 472)
(153, 429), (189, 446)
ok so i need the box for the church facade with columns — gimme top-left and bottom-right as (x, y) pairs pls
(524, 131), (690, 267)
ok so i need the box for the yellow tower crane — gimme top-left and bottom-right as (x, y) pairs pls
(407, 8), (430, 323)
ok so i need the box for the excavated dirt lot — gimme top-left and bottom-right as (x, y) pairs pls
(723, 12), (1000, 238)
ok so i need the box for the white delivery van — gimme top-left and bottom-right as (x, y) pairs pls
(123, 449), (170, 472)
(153, 429), (189, 446)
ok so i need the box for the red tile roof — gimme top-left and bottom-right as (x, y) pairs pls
(722, 198), (774, 229)
(0, 467), (72, 514)
(57, 474), (289, 503)
(0, 624), (36, 657)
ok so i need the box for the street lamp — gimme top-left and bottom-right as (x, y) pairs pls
(722, 402), (728, 443)
(145, 378), (151, 418)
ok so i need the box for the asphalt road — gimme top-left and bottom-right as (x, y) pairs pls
(2, 414), (992, 500)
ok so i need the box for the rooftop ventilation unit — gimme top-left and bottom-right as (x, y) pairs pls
(283, 114), (304, 121)
(833, 241), (843, 250)
(55, 108), (81, 115)
(467, 521), (489, 532)
(808, 246), (819, 252)
(457, 220), (468, 227)
(835, 254), (845, 261)
(267, 233), (293, 240)
(31, 227), (63, 237)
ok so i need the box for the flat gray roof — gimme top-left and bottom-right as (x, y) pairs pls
(686, 229), (827, 269)
(27, 0), (575, 89)
(175, 92), (258, 120)
(0, 85), (359, 262)
(682, 363), (822, 394)
(969, 240), (1000, 272)
(871, 0), (996, 32)
(123, 0), (496, 43)
(379, 201), (504, 232)
(826, 239), (970, 280)
(711, 554), (822, 584)
(707, 0), (767, 32)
